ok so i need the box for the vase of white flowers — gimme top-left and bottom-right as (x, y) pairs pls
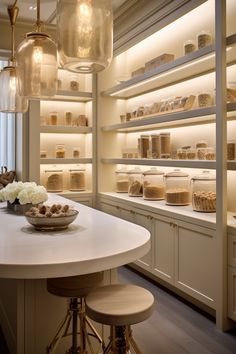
(0, 181), (48, 214)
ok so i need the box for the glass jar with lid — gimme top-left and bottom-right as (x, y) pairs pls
(115, 168), (129, 193)
(143, 168), (165, 200)
(45, 169), (63, 192)
(191, 171), (216, 212)
(160, 132), (171, 158)
(165, 169), (190, 205)
(150, 134), (160, 158)
(127, 167), (143, 197)
(56, 144), (66, 158)
(69, 167), (86, 191)
(140, 134), (150, 158)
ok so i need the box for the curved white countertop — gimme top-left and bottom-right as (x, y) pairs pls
(0, 194), (150, 279)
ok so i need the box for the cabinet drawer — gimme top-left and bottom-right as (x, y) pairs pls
(228, 266), (236, 321)
(228, 233), (236, 267)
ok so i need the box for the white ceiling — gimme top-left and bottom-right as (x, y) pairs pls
(0, 0), (127, 24)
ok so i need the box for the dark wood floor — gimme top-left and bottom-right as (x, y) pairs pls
(1, 267), (236, 354)
(118, 266), (236, 354)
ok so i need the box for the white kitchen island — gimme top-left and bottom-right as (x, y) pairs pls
(0, 194), (150, 354)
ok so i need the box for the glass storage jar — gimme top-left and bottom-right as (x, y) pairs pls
(73, 147), (80, 158)
(69, 168), (86, 191)
(50, 112), (58, 126)
(183, 39), (196, 55)
(150, 134), (160, 158)
(45, 169), (63, 192)
(165, 169), (190, 205)
(197, 30), (212, 49)
(56, 144), (66, 158)
(115, 168), (129, 193)
(140, 134), (150, 158)
(128, 167), (143, 197)
(65, 111), (72, 126)
(227, 141), (236, 160)
(160, 132), (171, 158)
(143, 168), (165, 200)
(191, 171), (216, 212)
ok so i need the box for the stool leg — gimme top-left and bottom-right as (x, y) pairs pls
(47, 306), (72, 354)
(71, 298), (79, 354)
(126, 326), (142, 354)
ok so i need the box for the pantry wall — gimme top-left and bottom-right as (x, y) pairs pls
(97, 0), (236, 331)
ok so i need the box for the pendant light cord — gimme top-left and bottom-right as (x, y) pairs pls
(7, 0), (19, 63)
(36, 0), (43, 32)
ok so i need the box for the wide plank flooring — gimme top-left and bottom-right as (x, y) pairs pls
(118, 266), (236, 354)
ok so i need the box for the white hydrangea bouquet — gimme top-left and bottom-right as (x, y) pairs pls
(0, 181), (48, 205)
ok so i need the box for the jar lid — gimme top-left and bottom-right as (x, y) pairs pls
(45, 169), (63, 173)
(165, 169), (189, 177)
(115, 168), (128, 174)
(143, 167), (164, 176)
(151, 134), (160, 137)
(127, 167), (142, 174)
(140, 134), (150, 138)
(192, 170), (216, 181)
(69, 168), (85, 172)
(160, 132), (170, 136)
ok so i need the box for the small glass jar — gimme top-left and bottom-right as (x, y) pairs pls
(186, 148), (196, 159)
(69, 168), (86, 191)
(115, 168), (129, 193)
(143, 168), (165, 200)
(40, 150), (47, 158)
(50, 112), (58, 126)
(65, 111), (72, 126)
(55, 144), (66, 158)
(150, 134), (160, 158)
(73, 147), (80, 158)
(198, 92), (212, 107)
(128, 168), (143, 197)
(140, 134), (150, 158)
(70, 80), (79, 91)
(45, 169), (63, 192)
(197, 30), (212, 49)
(205, 147), (215, 160)
(77, 114), (87, 126)
(177, 148), (187, 160)
(227, 141), (236, 160)
(197, 147), (207, 160)
(160, 132), (171, 158)
(183, 39), (196, 55)
(191, 171), (216, 212)
(165, 169), (190, 205)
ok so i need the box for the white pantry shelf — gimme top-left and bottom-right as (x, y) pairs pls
(40, 126), (92, 134)
(40, 158), (93, 165)
(101, 34), (236, 99)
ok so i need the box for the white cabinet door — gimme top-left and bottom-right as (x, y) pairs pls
(99, 200), (120, 217)
(134, 210), (153, 271)
(152, 215), (175, 285)
(228, 266), (236, 321)
(175, 220), (216, 308)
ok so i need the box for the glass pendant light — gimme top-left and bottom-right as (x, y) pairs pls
(57, 0), (113, 73)
(0, 2), (28, 113)
(16, 0), (58, 98)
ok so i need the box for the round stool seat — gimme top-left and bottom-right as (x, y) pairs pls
(85, 284), (154, 326)
(47, 272), (104, 298)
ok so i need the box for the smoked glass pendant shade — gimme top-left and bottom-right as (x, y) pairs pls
(57, 0), (113, 73)
(16, 32), (58, 98)
(0, 66), (28, 113)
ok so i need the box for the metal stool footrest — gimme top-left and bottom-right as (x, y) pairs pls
(103, 325), (142, 354)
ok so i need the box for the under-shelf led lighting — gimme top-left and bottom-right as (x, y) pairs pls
(110, 47), (232, 97)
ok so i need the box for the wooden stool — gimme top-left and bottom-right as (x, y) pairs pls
(47, 272), (104, 354)
(85, 284), (154, 354)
